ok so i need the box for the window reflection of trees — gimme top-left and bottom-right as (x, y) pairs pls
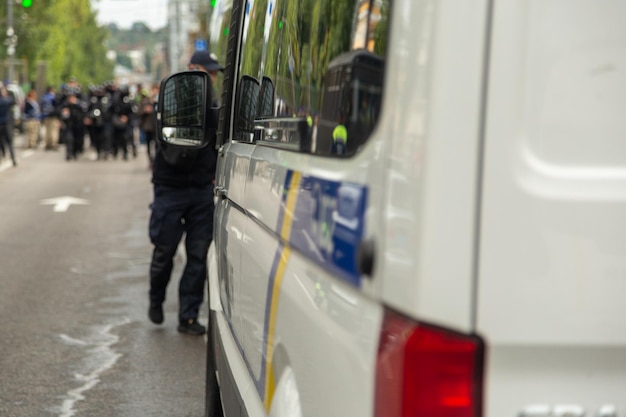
(255, 0), (359, 117)
(208, 4), (233, 98)
(208, 0), (389, 156)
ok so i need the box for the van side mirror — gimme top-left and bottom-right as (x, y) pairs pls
(157, 71), (211, 148)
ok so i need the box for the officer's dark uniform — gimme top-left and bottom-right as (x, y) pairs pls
(148, 139), (217, 326)
(86, 87), (109, 159)
(148, 50), (221, 335)
(0, 86), (17, 166)
(110, 88), (134, 160)
(59, 92), (85, 161)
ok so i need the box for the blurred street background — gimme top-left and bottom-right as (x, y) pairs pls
(0, 138), (208, 416)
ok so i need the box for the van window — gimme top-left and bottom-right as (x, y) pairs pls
(208, 3), (233, 100)
(232, 0), (390, 156)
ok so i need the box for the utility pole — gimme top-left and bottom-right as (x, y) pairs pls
(6, 0), (17, 84)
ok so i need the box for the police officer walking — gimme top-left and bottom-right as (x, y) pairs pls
(0, 83), (17, 166)
(148, 51), (222, 335)
(85, 86), (109, 160)
(59, 91), (85, 161)
(110, 86), (134, 160)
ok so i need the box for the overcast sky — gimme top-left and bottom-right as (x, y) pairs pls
(92, 0), (168, 30)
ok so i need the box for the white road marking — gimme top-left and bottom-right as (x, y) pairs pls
(40, 196), (90, 212)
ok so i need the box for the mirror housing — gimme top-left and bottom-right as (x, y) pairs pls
(157, 71), (211, 148)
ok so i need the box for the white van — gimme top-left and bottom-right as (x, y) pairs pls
(157, 0), (626, 416)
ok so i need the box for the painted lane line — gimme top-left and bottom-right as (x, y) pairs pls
(40, 196), (90, 212)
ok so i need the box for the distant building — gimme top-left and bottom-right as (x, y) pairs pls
(114, 64), (153, 87)
(168, 0), (202, 73)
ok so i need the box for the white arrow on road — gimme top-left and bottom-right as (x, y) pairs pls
(40, 196), (91, 212)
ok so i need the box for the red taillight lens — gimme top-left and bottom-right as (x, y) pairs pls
(375, 309), (485, 417)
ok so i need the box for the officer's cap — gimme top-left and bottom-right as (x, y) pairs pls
(189, 51), (224, 73)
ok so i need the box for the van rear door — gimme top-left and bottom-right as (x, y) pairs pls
(478, 1), (626, 415)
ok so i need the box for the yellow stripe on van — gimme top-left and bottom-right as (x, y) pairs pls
(280, 171), (302, 241)
(263, 245), (291, 412)
(263, 171), (301, 411)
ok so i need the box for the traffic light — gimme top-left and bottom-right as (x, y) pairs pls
(22, 0), (33, 8)
(210, 0), (217, 8)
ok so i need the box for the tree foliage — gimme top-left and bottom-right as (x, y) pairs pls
(0, 0), (114, 87)
(239, 0), (356, 112)
(209, 0), (388, 115)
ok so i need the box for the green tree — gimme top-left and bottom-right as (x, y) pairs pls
(241, 0), (268, 79)
(0, 0), (114, 86)
(207, 4), (228, 68)
(372, 0), (389, 56)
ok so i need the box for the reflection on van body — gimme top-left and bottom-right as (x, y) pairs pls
(316, 49), (384, 155)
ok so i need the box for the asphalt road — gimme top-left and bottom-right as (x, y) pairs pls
(0, 138), (208, 417)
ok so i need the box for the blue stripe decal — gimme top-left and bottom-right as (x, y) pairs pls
(275, 169), (294, 233)
(289, 172), (368, 287)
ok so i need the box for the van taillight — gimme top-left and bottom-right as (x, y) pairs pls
(375, 309), (485, 417)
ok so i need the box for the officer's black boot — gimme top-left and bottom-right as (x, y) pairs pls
(148, 245), (177, 324)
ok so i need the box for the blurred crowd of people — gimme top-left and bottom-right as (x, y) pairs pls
(0, 77), (160, 168)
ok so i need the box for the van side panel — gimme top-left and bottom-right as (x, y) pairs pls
(380, 0), (489, 333)
(478, 1), (626, 415)
(215, 142), (383, 417)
